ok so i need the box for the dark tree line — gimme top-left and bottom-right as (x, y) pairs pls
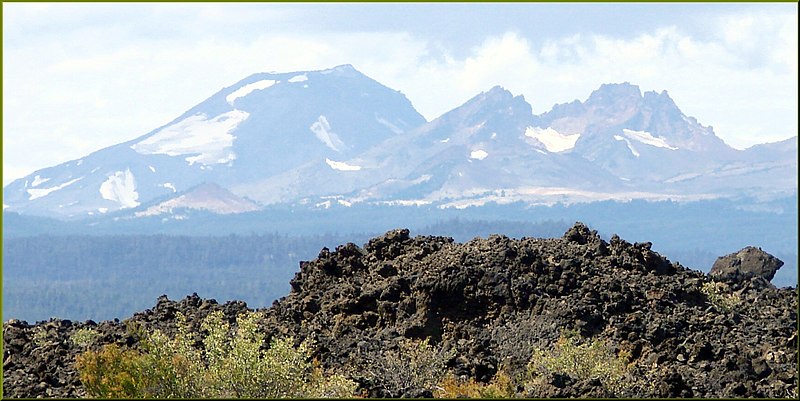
(2, 233), (368, 323)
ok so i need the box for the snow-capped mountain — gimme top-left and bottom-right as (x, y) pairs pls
(236, 82), (796, 209)
(249, 86), (627, 208)
(3, 65), (426, 218)
(3, 66), (796, 220)
(533, 83), (738, 185)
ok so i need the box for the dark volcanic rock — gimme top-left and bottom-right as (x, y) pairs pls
(710, 246), (784, 283)
(1, 294), (250, 399)
(3, 223), (798, 398)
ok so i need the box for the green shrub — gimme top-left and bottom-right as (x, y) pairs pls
(700, 281), (741, 312)
(70, 328), (101, 349)
(526, 330), (639, 396)
(75, 344), (154, 398)
(435, 369), (518, 398)
(31, 326), (49, 347)
(76, 310), (357, 398)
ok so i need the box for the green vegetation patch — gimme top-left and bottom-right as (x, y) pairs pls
(75, 311), (356, 398)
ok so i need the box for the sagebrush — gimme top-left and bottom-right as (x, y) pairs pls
(526, 330), (642, 397)
(75, 310), (356, 398)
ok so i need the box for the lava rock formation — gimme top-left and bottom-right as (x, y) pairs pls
(3, 223), (797, 398)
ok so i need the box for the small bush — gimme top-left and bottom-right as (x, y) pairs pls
(526, 330), (638, 396)
(435, 369), (518, 398)
(365, 338), (452, 397)
(70, 328), (101, 349)
(76, 310), (357, 398)
(31, 327), (49, 347)
(701, 281), (741, 312)
(75, 344), (153, 398)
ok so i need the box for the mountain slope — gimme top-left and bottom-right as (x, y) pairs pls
(3, 65), (426, 218)
(133, 182), (260, 217)
(3, 71), (796, 219)
(238, 86), (631, 207)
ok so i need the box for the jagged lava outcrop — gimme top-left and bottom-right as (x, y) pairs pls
(2, 223), (797, 397)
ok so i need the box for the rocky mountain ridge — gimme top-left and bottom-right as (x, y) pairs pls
(4, 66), (796, 219)
(3, 223), (796, 398)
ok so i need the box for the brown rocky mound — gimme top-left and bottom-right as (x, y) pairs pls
(3, 223), (797, 398)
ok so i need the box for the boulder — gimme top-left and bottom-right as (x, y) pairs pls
(710, 247), (784, 282)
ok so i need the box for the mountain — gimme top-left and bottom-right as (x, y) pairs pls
(3, 65), (427, 219)
(256, 86), (627, 208)
(258, 82), (795, 209)
(133, 182), (260, 217)
(3, 68), (796, 220)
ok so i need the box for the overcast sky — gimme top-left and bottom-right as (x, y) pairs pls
(3, 2), (798, 186)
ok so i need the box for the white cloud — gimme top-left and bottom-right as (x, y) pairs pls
(387, 14), (796, 150)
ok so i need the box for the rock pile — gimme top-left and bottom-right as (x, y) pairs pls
(3, 223), (797, 398)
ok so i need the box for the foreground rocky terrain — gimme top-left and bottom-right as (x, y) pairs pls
(3, 223), (797, 398)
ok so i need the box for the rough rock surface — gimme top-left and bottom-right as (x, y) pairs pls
(710, 246), (785, 283)
(3, 223), (798, 398)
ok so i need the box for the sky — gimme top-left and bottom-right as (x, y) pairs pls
(3, 2), (798, 186)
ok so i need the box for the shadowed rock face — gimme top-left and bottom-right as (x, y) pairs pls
(710, 246), (785, 283)
(3, 223), (798, 398)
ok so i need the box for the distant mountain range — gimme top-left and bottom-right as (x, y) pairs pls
(3, 65), (797, 220)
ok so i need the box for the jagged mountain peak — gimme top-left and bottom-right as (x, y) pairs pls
(537, 81), (727, 152)
(446, 86), (532, 122)
(586, 81), (642, 104)
(484, 85), (514, 97)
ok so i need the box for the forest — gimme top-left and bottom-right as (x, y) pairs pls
(2, 219), (572, 322)
(3, 196), (797, 322)
(2, 233), (355, 322)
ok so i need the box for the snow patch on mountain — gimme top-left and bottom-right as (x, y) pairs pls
(375, 116), (405, 134)
(27, 177), (82, 200)
(326, 158), (362, 171)
(288, 74), (308, 83)
(621, 129), (678, 150)
(225, 80), (277, 105)
(614, 135), (640, 157)
(412, 175), (433, 184)
(31, 175), (50, 187)
(311, 116), (346, 152)
(470, 149), (489, 160)
(131, 110), (247, 166)
(525, 127), (580, 153)
(99, 169), (139, 208)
